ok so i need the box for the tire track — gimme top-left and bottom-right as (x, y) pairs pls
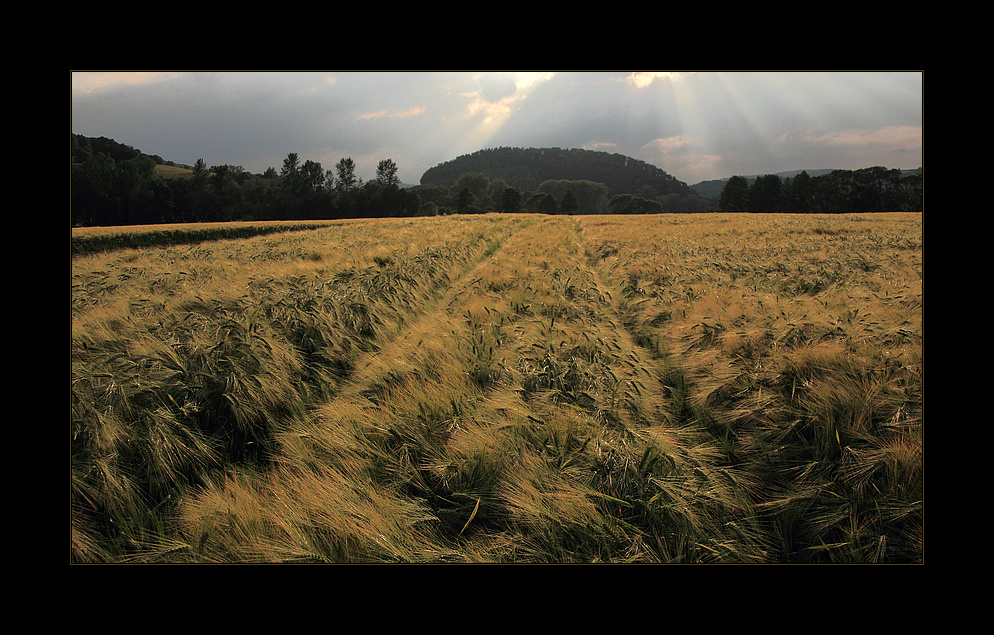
(308, 215), (539, 405)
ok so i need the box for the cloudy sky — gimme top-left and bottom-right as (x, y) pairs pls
(70, 71), (923, 186)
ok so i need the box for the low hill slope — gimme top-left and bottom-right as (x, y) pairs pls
(420, 147), (693, 197)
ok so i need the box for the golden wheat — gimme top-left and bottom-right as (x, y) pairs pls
(71, 212), (923, 563)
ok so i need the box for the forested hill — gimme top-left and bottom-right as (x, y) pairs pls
(421, 147), (694, 198)
(72, 133), (170, 167)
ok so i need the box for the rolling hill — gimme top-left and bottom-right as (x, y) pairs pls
(420, 147), (695, 198)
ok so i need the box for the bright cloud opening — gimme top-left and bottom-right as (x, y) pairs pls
(626, 72), (683, 88)
(514, 72), (555, 91)
(451, 72), (556, 155)
(358, 105), (426, 121)
(642, 136), (692, 153)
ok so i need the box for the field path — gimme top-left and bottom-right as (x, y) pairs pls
(329, 216), (671, 420)
(267, 214), (696, 559)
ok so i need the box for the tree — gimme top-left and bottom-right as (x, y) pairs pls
(559, 189), (580, 214)
(453, 173), (494, 211)
(71, 152), (119, 226)
(71, 151), (174, 226)
(818, 170), (854, 212)
(278, 152), (306, 200)
(747, 174), (783, 212)
(500, 186), (522, 213)
(415, 185), (448, 207)
(280, 152), (300, 180)
(539, 179), (609, 214)
(785, 170), (816, 213)
(898, 171), (923, 212)
(210, 164), (230, 191)
(300, 160), (326, 192)
(851, 166), (903, 211)
(456, 187), (479, 214)
(524, 191), (559, 214)
(608, 193), (662, 214)
(375, 159), (400, 188)
(335, 157), (359, 193)
(718, 175), (749, 211)
(487, 178), (509, 211)
(192, 158), (209, 186)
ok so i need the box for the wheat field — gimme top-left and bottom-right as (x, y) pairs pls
(70, 212), (923, 563)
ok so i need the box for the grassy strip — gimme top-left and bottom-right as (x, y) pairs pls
(71, 220), (346, 256)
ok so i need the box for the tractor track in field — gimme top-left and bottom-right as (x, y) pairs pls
(326, 214), (672, 427)
(308, 216), (540, 406)
(290, 215), (657, 421)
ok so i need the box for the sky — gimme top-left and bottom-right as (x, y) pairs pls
(70, 71), (923, 187)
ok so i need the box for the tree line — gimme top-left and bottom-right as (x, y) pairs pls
(70, 135), (922, 227)
(70, 146), (424, 227)
(717, 167), (923, 213)
(71, 139), (709, 227)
